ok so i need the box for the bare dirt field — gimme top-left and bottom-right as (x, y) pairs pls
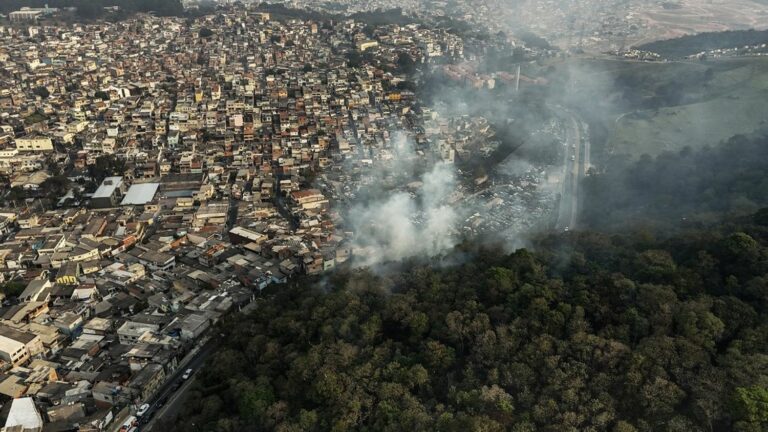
(633, 0), (768, 45)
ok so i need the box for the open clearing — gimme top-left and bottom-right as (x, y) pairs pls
(605, 57), (768, 157)
(633, 0), (768, 45)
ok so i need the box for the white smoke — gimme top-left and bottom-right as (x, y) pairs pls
(348, 133), (459, 266)
(497, 157), (535, 177)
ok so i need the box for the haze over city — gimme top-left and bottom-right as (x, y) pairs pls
(0, 1), (767, 431)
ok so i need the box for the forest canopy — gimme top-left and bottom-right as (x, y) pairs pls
(165, 210), (768, 432)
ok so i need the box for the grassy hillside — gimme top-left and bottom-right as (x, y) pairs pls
(637, 29), (768, 59)
(547, 57), (768, 162)
(608, 89), (768, 156)
(606, 58), (768, 158)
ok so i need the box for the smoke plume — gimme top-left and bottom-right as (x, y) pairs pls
(347, 133), (459, 266)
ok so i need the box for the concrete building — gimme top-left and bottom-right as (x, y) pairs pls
(92, 381), (128, 407)
(356, 40), (379, 52)
(117, 321), (159, 344)
(0, 325), (44, 367)
(14, 136), (54, 152)
(180, 313), (209, 340)
(120, 183), (160, 206)
(290, 189), (329, 211)
(90, 177), (125, 208)
(9, 9), (44, 22)
(128, 363), (165, 402)
(55, 262), (80, 286)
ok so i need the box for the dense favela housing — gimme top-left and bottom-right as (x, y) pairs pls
(0, 4), (531, 430)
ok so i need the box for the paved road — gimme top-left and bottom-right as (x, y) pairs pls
(137, 299), (264, 431)
(140, 337), (221, 431)
(552, 106), (589, 231)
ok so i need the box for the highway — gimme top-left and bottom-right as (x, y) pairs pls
(552, 106), (590, 231)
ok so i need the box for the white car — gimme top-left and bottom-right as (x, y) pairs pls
(136, 403), (150, 417)
(182, 368), (194, 380)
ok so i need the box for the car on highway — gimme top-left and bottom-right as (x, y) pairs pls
(118, 415), (139, 432)
(182, 368), (194, 380)
(136, 403), (150, 417)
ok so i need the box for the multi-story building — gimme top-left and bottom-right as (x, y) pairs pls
(14, 136), (53, 152)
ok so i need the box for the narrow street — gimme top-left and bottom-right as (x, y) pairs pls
(138, 337), (220, 431)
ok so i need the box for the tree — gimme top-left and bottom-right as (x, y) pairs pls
(396, 53), (416, 74)
(0, 281), (26, 298)
(199, 27), (214, 38)
(346, 51), (362, 68)
(730, 387), (768, 431)
(74, 0), (104, 19)
(89, 154), (126, 182)
(6, 186), (26, 205)
(234, 378), (275, 423)
(754, 208), (768, 226)
(40, 175), (71, 202)
(33, 86), (50, 99)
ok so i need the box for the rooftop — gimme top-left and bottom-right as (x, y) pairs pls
(92, 177), (124, 200)
(4, 397), (43, 430)
(120, 183), (160, 206)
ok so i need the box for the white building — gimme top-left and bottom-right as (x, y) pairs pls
(3, 397), (43, 431)
(0, 336), (27, 366)
(117, 321), (159, 344)
(9, 9), (44, 22)
(0, 324), (45, 367)
(15, 136), (54, 152)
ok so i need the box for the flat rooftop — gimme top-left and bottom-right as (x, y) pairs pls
(121, 183), (160, 206)
(92, 177), (123, 200)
